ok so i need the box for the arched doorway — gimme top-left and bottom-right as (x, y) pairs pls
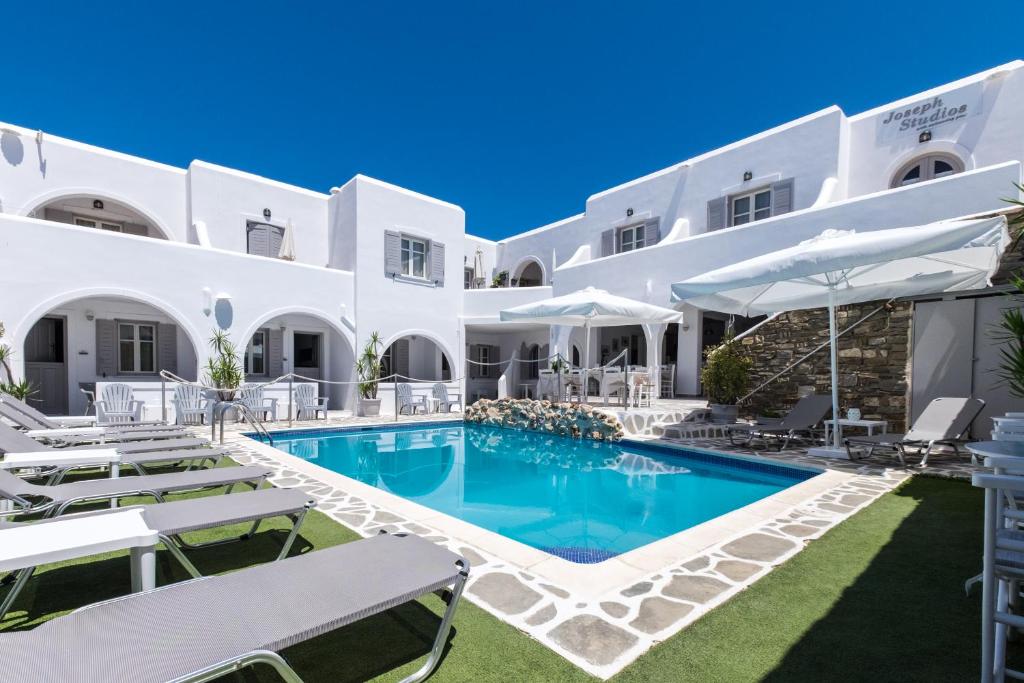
(28, 194), (170, 240)
(512, 258), (545, 287)
(381, 334), (454, 382)
(241, 312), (356, 412)
(20, 294), (199, 415)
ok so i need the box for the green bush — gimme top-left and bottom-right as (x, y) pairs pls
(700, 333), (752, 405)
(356, 332), (383, 399)
(202, 329), (244, 399)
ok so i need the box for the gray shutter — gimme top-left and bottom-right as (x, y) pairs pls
(468, 345), (480, 379)
(268, 226), (284, 258)
(384, 231), (401, 277)
(268, 328), (284, 377)
(124, 222), (149, 237)
(644, 220), (660, 247)
(95, 319), (117, 377)
(771, 178), (795, 216)
(157, 323), (177, 374)
(247, 223), (270, 256)
(707, 197), (727, 231)
(601, 229), (615, 256)
(395, 339), (410, 379)
(44, 208), (74, 224)
(489, 346), (501, 379)
(430, 241), (446, 286)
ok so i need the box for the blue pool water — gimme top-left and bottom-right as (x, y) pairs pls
(255, 423), (818, 563)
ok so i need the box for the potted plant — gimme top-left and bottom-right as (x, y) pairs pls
(203, 329), (244, 402)
(700, 333), (752, 423)
(0, 321), (35, 401)
(356, 331), (384, 417)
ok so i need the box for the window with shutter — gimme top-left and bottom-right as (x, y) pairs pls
(600, 229), (614, 257)
(246, 221), (285, 258)
(384, 231), (401, 277)
(769, 178), (794, 216)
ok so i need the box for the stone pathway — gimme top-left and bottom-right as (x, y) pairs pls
(217, 415), (968, 678)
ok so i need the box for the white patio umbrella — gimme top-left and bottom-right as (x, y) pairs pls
(472, 248), (485, 288)
(278, 219), (296, 261)
(670, 216), (1009, 457)
(500, 286), (684, 402)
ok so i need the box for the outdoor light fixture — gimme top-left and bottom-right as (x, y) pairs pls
(743, 171), (753, 181)
(919, 130), (932, 143)
(263, 208), (272, 219)
(93, 199), (104, 210)
(626, 208), (634, 217)
(84, 310), (95, 321)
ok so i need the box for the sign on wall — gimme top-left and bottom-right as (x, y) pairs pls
(875, 82), (983, 143)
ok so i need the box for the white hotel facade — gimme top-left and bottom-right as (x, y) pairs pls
(1, 61), (1022, 420)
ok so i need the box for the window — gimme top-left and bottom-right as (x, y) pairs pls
(464, 267), (474, 289)
(118, 323), (156, 374)
(730, 189), (772, 226)
(891, 153), (965, 188)
(74, 216), (123, 232)
(244, 330), (267, 376)
(401, 237), (427, 278)
(478, 346), (490, 378)
(618, 224), (646, 253)
(246, 221), (285, 258)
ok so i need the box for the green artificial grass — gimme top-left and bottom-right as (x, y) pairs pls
(0, 467), (1009, 682)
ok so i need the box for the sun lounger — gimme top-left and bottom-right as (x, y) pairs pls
(0, 399), (189, 442)
(653, 408), (715, 439)
(0, 465), (271, 518)
(844, 396), (985, 466)
(0, 532), (469, 683)
(0, 420), (208, 457)
(727, 394), (833, 450)
(0, 487), (315, 619)
(0, 391), (174, 430)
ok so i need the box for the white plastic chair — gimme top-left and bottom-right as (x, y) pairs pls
(95, 384), (145, 424)
(239, 385), (279, 422)
(172, 384), (208, 425)
(397, 383), (428, 415)
(432, 383), (462, 413)
(293, 384), (328, 420)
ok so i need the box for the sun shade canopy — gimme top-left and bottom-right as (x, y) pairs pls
(670, 217), (1009, 316)
(500, 286), (683, 326)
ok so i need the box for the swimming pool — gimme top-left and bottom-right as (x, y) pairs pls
(255, 423), (819, 564)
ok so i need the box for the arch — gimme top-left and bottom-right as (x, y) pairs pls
(511, 256), (547, 287)
(885, 144), (973, 190)
(20, 187), (174, 241)
(381, 328), (458, 382)
(12, 286), (204, 360)
(239, 306), (356, 356)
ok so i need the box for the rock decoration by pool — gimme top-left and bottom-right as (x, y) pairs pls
(465, 398), (625, 441)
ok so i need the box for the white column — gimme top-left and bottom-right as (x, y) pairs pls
(676, 304), (703, 395)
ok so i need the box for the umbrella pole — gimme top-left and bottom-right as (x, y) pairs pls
(583, 320), (591, 405)
(828, 287), (841, 449)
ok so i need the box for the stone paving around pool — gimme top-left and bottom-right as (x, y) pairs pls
(218, 414), (974, 679)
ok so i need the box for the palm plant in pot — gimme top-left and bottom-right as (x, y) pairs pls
(0, 321), (35, 401)
(203, 329), (244, 402)
(700, 333), (752, 423)
(356, 331), (384, 417)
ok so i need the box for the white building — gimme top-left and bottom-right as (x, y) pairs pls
(1, 61), (1022, 420)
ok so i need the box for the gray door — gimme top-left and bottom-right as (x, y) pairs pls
(293, 332), (322, 380)
(24, 317), (68, 415)
(910, 299), (976, 424)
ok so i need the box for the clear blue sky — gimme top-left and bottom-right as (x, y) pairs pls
(4, 1), (1020, 240)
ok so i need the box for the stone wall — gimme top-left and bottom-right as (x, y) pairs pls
(739, 300), (912, 432)
(465, 398), (625, 441)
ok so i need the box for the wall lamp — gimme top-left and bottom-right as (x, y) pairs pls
(93, 199), (104, 210)
(263, 208), (272, 219)
(919, 130), (932, 143)
(743, 171), (753, 182)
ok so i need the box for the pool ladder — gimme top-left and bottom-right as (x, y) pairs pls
(211, 401), (274, 447)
